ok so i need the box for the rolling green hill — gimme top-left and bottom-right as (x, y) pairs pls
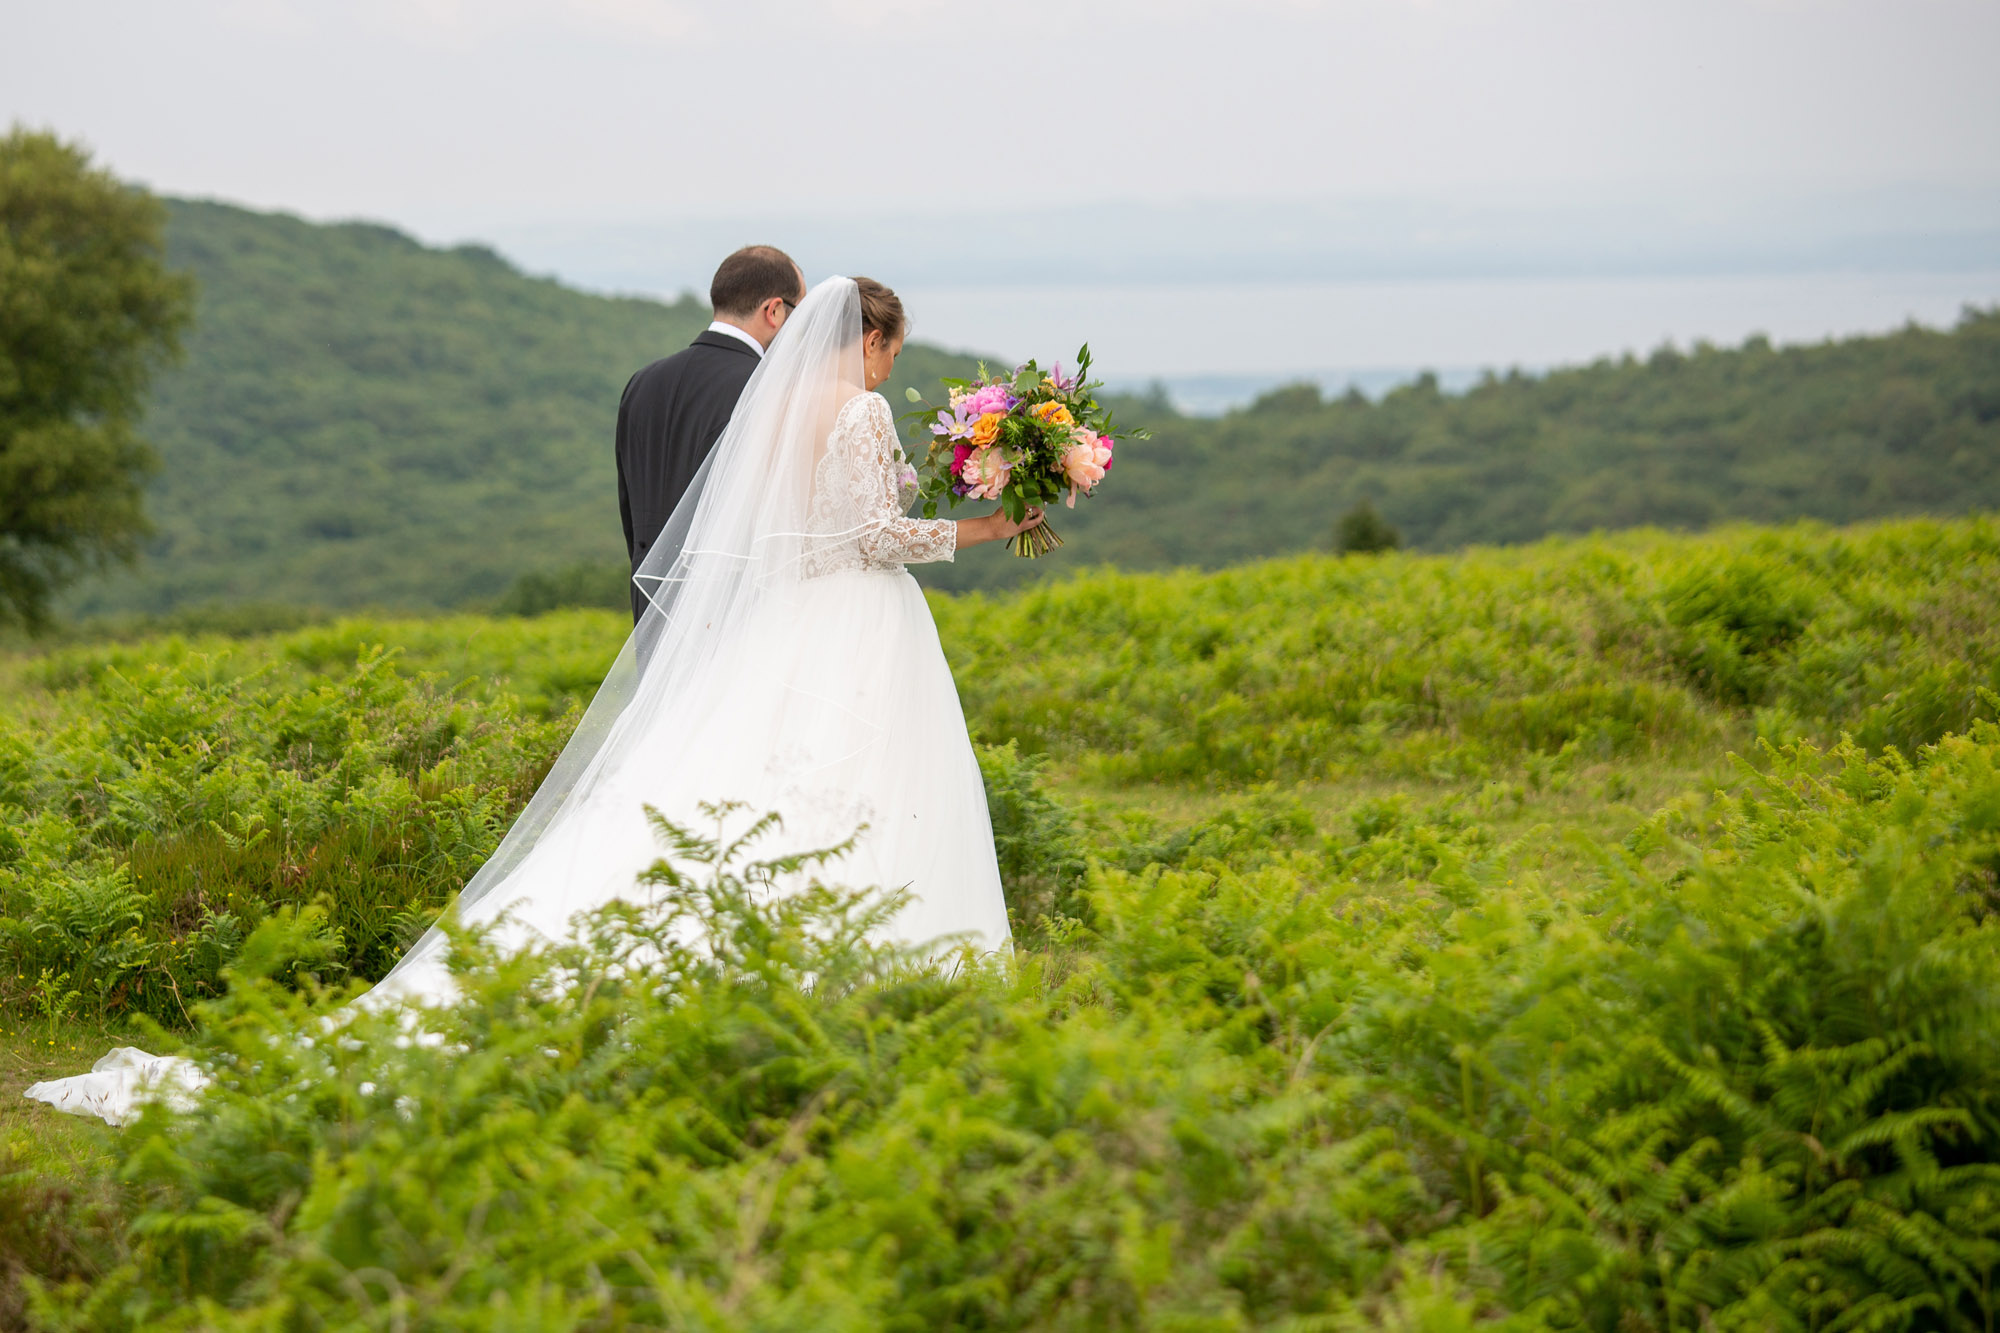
(72, 200), (703, 615)
(68, 198), (2000, 615)
(70, 200), (979, 617)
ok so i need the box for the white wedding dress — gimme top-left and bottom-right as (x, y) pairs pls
(26, 278), (1011, 1125)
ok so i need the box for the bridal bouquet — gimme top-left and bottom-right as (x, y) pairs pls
(903, 346), (1144, 557)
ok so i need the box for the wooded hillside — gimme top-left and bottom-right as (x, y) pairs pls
(71, 199), (2000, 612)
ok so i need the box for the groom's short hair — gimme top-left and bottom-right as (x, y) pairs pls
(711, 245), (802, 318)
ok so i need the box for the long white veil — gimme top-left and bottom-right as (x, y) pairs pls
(373, 276), (870, 995)
(25, 275), (1010, 1122)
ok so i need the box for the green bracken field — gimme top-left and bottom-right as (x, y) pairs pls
(6, 515), (2000, 1329)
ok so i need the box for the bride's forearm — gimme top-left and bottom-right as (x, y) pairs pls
(954, 515), (1003, 549)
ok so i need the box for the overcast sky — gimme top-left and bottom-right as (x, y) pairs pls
(8, 0), (1998, 228)
(8, 0), (1999, 383)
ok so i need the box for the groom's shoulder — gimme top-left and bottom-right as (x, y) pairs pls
(631, 335), (756, 386)
(624, 340), (717, 399)
(638, 337), (711, 377)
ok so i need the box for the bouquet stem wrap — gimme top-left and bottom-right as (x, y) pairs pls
(1011, 518), (1063, 558)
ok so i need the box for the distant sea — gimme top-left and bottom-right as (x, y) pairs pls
(464, 189), (2000, 417)
(1103, 369), (1491, 416)
(891, 269), (2000, 416)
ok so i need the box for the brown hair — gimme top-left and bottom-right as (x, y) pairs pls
(854, 276), (905, 344)
(710, 245), (802, 318)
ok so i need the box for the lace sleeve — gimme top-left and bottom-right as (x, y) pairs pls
(847, 393), (957, 566)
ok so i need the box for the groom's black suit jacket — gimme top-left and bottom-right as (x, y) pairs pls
(615, 330), (761, 623)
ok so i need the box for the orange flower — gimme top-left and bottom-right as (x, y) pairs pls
(971, 411), (1004, 446)
(1032, 401), (1075, 427)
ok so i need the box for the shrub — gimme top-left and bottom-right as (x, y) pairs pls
(975, 740), (1089, 935)
(494, 559), (631, 617)
(0, 646), (569, 1025)
(0, 1143), (117, 1331)
(1334, 498), (1403, 554)
(1658, 553), (1820, 703)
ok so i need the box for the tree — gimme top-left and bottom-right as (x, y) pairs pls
(495, 559), (630, 617)
(1335, 499), (1402, 554)
(0, 128), (192, 629)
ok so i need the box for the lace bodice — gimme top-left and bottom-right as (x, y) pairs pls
(802, 392), (957, 576)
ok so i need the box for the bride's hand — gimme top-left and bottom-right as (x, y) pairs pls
(956, 506), (1045, 549)
(995, 506), (1045, 538)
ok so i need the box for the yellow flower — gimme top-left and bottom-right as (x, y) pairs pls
(1032, 401), (1075, 427)
(971, 411), (1004, 446)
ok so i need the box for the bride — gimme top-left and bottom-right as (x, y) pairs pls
(28, 275), (1045, 1124)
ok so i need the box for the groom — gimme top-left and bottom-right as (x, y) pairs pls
(616, 245), (807, 623)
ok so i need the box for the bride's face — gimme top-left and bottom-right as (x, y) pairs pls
(863, 329), (904, 391)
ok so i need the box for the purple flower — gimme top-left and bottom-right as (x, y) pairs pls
(931, 402), (978, 441)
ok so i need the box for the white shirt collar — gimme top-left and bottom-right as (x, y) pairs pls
(705, 320), (765, 358)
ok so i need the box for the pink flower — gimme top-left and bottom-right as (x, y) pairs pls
(961, 445), (1013, 501)
(1060, 430), (1112, 500)
(963, 383), (1017, 418)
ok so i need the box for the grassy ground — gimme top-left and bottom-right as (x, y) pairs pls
(0, 1019), (119, 1168)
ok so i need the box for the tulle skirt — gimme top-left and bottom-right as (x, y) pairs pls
(377, 565), (1011, 1003)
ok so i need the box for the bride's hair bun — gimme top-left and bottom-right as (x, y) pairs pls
(855, 277), (905, 344)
